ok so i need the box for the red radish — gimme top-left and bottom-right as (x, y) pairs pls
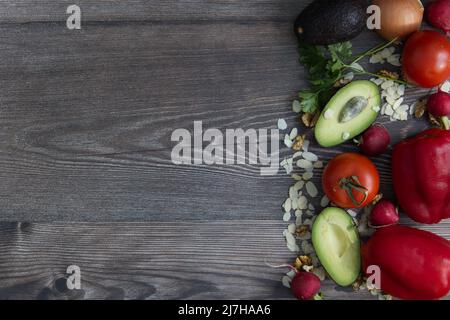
(427, 0), (450, 35)
(427, 90), (450, 117)
(265, 262), (322, 300)
(427, 89), (450, 129)
(359, 125), (391, 156)
(291, 271), (321, 300)
(369, 199), (399, 227)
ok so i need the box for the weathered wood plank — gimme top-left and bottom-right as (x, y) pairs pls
(0, 0), (447, 301)
(0, 221), (447, 300)
(0, 17), (430, 221)
(0, 1), (306, 23)
(0, 220), (296, 300)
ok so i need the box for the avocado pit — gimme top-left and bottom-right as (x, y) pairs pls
(339, 96), (369, 123)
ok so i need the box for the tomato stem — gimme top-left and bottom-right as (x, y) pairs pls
(339, 176), (369, 207)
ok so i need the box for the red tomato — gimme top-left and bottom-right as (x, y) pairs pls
(322, 153), (380, 209)
(402, 30), (450, 88)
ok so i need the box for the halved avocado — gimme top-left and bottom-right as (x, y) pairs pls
(312, 207), (361, 286)
(315, 80), (381, 148)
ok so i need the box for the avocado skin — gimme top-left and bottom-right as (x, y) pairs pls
(294, 0), (367, 45)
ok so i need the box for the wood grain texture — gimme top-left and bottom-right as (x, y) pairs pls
(0, 220), (447, 300)
(0, 0), (448, 300)
(2, 221), (296, 300)
(0, 9), (301, 221)
(0, 1), (431, 221)
(0, 1), (306, 22)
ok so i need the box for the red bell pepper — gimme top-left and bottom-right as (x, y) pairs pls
(392, 128), (450, 224)
(362, 225), (450, 300)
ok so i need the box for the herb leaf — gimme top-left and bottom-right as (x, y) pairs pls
(298, 43), (326, 77)
(296, 38), (403, 114)
(298, 90), (319, 113)
(329, 42), (353, 62)
(297, 41), (353, 113)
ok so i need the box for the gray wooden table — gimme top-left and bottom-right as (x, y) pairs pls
(0, 0), (447, 300)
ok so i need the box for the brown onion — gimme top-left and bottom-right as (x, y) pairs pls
(373, 0), (424, 40)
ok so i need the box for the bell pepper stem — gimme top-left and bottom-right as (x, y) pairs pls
(439, 116), (450, 130)
(339, 176), (369, 207)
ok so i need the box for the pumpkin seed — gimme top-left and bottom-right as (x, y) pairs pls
(283, 198), (292, 212)
(278, 118), (287, 130)
(320, 195), (330, 207)
(297, 159), (313, 169)
(302, 171), (313, 180)
(302, 152), (318, 162)
(293, 181), (304, 192)
(306, 182), (318, 197)
(289, 128), (298, 140)
(324, 109), (334, 120)
(292, 100), (301, 113)
(282, 276), (291, 288)
(283, 212), (291, 222)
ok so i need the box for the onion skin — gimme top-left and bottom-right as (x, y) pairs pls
(373, 0), (424, 41)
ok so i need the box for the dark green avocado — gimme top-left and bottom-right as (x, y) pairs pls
(294, 0), (367, 45)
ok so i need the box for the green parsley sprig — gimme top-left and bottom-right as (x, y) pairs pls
(297, 38), (406, 113)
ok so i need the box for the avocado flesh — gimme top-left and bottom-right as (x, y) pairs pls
(312, 207), (361, 286)
(315, 80), (381, 148)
